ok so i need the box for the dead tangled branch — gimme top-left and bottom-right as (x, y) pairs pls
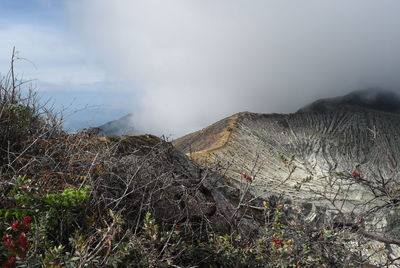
(0, 47), (63, 170)
(2, 48), (400, 267)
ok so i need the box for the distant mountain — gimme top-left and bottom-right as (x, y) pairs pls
(97, 113), (138, 136)
(298, 88), (400, 114)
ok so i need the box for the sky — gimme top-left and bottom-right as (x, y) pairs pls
(0, 0), (136, 130)
(1, 1), (400, 136)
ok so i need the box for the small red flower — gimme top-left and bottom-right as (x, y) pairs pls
(272, 237), (283, 247)
(359, 217), (364, 224)
(225, 205), (229, 209)
(18, 234), (29, 251)
(175, 226), (179, 231)
(21, 186), (27, 191)
(352, 171), (360, 178)
(2, 235), (9, 243)
(23, 216), (32, 225)
(11, 221), (21, 232)
(2, 235), (12, 248)
(8, 257), (16, 264)
(242, 173), (252, 181)
(2, 256), (16, 268)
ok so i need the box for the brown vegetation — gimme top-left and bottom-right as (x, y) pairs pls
(1, 50), (400, 267)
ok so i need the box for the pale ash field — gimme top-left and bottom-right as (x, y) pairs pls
(173, 90), (400, 263)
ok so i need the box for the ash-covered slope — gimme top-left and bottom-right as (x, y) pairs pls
(173, 89), (400, 213)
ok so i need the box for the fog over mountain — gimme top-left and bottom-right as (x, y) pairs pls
(98, 114), (138, 136)
(68, 1), (400, 137)
(298, 88), (400, 114)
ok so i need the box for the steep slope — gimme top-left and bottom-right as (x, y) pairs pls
(173, 90), (400, 215)
(173, 91), (400, 265)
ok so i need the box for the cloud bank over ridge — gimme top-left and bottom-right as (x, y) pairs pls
(69, 0), (400, 136)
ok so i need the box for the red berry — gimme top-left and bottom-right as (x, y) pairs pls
(352, 171), (360, 178)
(359, 217), (364, 224)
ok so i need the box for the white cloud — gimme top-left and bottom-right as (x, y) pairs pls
(68, 0), (400, 136)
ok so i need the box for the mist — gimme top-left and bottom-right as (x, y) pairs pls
(68, 0), (400, 137)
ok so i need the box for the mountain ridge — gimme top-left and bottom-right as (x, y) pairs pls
(173, 89), (400, 216)
(97, 113), (138, 136)
(298, 88), (400, 114)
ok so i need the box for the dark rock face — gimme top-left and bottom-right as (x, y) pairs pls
(103, 135), (262, 235)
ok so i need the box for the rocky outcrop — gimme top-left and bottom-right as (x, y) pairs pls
(101, 134), (264, 236)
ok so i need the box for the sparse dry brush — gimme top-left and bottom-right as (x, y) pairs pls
(0, 52), (233, 266)
(2, 49), (400, 268)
